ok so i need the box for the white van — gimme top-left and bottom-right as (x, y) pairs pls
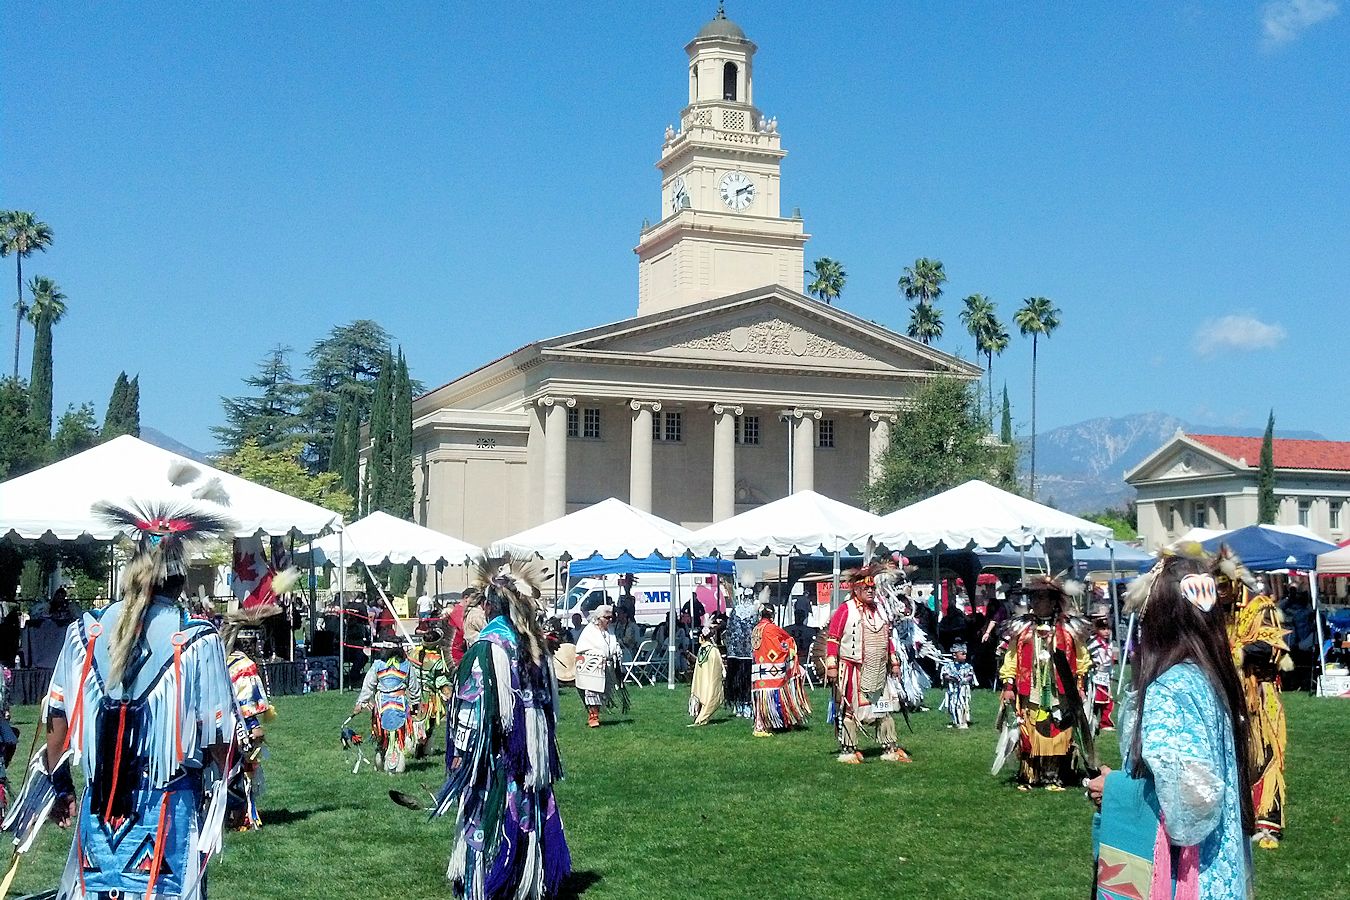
(551, 572), (728, 626)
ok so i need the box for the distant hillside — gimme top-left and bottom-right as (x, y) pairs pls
(1022, 413), (1325, 514)
(141, 427), (211, 463)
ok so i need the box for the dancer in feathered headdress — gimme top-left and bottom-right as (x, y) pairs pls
(220, 603), (280, 830)
(825, 563), (912, 764)
(1212, 545), (1291, 850)
(995, 574), (1093, 791)
(3, 491), (240, 899)
(431, 553), (570, 899)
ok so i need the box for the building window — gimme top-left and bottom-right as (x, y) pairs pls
(1297, 499), (1311, 527)
(1332, 501), (1342, 531)
(817, 418), (835, 449)
(653, 411), (682, 442)
(735, 414), (760, 445)
(1191, 502), (1207, 528)
(566, 408), (579, 438)
(582, 407), (601, 439)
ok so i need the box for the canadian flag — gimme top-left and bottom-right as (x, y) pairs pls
(232, 537), (295, 609)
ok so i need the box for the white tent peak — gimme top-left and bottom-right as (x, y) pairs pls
(303, 511), (480, 567)
(491, 497), (695, 560)
(687, 489), (882, 557)
(873, 480), (1114, 552)
(0, 435), (343, 542)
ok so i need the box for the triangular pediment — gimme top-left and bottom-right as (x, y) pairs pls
(546, 288), (977, 376)
(1126, 434), (1247, 483)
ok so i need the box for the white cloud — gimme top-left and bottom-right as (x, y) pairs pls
(1262, 0), (1341, 48)
(1195, 315), (1288, 356)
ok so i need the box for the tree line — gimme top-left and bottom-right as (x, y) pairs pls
(805, 253), (1063, 501)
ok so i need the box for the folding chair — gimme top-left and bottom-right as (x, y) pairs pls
(624, 640), (658, 686)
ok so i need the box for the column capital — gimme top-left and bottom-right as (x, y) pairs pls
(628, 399), (663, 413)
(786, 407), (822, 420)
(711, 403), (744, 416)
(867, 411), (897, 424)
(538, 395), (577, 409)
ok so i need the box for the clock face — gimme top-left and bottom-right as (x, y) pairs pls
(719, 171), (756, 210)
(670, 175), (689, 213)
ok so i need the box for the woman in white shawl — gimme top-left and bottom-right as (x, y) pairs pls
(575, 605), (622, 728)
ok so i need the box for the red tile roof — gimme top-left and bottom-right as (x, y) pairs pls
(1189, 434), (1350, 472)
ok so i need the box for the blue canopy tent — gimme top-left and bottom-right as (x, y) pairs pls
(1201, 524), (1338, 694)
(567, 551), (734, 578)
(1198, 525), (1336, 571)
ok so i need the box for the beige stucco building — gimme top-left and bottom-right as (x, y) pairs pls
(409, 9), (978, 550)
(1126, 431), (1350, 549)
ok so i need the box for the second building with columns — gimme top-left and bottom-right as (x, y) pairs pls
(411, 285), (978, 548)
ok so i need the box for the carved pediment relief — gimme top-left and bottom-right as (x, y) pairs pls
(1158, 449), (1227, 479)
(661, 314), (869, 360)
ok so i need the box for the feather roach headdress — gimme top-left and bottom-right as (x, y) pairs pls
(93, 496), (237, 578)
(219, 602), (281, 654)
(470, 552), (551, 662)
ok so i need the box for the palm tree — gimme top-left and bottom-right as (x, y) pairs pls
(959, 294), (994, 361)
(806, 257), (847, 305)
(1013, 295), (1062, 499)
(898, 257), (946, 308)
(983, 320), (1010, 424)
(899, 257), (946, 348)
(0, 211), (55, 378)
(907, 301), (944, 345)
(26, 276), (68, 435)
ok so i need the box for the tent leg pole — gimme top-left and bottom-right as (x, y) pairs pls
(668, 550), (677, 690)
(1311, 573), (1328, 697)
(1109, 544), (1120, 635)
(338, 532), (346, 694)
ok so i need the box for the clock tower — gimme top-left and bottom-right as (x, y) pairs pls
(635, 5), (809, 317)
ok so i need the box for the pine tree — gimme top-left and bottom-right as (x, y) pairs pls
(1258, 410), (1277, 524)
(101, 372), (130, 439)
(391, 349), (414, 519)
(213, 346), (305, 454)
(999, 383), (1012, 445)
(367, 352), (394, 513)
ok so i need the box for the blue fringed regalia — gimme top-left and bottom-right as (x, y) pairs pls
(41, 598), (238, 899)
(434, 615), (570, 899)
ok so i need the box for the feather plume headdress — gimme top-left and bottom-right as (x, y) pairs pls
(470, 552), (552, 663)
(219, 602), (281, 653)
(93, 496), (237, 578)
(1124, 541), (1226, 618)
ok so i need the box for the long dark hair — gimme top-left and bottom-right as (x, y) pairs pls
(1129, 555), (1256, 837)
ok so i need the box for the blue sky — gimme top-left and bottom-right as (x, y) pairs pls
(3, 1), (1347, 452)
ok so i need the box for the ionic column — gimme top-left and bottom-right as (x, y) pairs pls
(538, 395), (575, 521)
(791, 408), (821, 493)
(629, 400), (661, 513)
(867, 412), (895, 504)
(711, 403), (742, 521)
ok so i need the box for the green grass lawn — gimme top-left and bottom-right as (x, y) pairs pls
(5, 686), (1347, 898)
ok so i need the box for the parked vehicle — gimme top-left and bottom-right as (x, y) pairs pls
(552, 572), (728, 626)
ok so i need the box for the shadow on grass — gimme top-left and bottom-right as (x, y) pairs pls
(556, 870), (603, 898)
(260, 804), (343, 825)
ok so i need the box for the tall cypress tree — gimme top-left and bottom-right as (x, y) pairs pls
(391, 349), (413, 519)
(329, 397), (349, 481)
(1258, 410), (1277, 524)
(342, 394), (361, 500)
(999, 383), (1013, 445)
(367, 352), (394, 513)
(125, 375), (140, 437)
(101, 372), (129, 439)
(28, 316), (53, 436)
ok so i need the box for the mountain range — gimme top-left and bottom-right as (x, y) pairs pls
(1024, 412), (1325, 514)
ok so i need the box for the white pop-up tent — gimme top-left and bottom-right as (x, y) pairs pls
(491, 497), (695, 560)
(492, 498), (696, 689)
(872, 480), (1113, 552)
(300, 511), (479, 567)
(0, 435), (342, 541)
(686, 490), (882, 557)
